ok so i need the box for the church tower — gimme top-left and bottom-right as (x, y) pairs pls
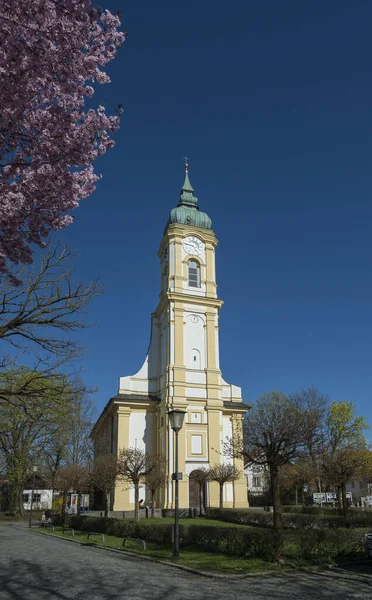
(92, 162), (249, 510)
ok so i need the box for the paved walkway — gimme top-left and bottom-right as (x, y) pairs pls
(0, 523), (372, 599)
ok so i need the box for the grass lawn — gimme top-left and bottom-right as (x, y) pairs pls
(35, 526), (280, 575)
(134, 517), (249, 528)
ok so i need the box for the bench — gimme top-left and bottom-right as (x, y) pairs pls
(122, 537), (146, 550)
(41, 523), (55, 531)
(87, 531), (105, 543)
(62, 527), (75, 536)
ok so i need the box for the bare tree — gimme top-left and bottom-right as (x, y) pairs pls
(144, 455), (166, 517)
(37, 378), (94, 503)
(54, 464), (91, 516)
(0, 244), (101, 364)
(238, 392), (305, 530)
(64, 381), (95, 467)
(90, 454), (118, 517)
(117, 448), (155, 521)
(290, 387), (329, 493)
(189, 468), (210, 515)
(209, 464), (240, 509)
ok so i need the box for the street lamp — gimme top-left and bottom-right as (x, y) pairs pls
(168, 409), (186, 558)
(28, 465), (37, 529)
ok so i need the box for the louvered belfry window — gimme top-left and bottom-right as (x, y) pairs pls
(188, 260), (200, 287)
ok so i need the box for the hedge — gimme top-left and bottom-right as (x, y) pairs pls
(282, 506), (340, 515)
(69, 515), (367, 562)
(205, 508), (372, 530)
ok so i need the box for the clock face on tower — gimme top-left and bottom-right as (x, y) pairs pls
(182, 236), (203, 256)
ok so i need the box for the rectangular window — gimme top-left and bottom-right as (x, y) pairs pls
(253, 477), (261, 488)
(351, 481), (355, 488)
(32, 493), (41, 503)
(191, 435), (202, 455)
(22, 494), (29, 503)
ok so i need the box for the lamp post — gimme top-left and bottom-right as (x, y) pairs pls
(28, 465), (37, 529)
(168, 408), (186, 558)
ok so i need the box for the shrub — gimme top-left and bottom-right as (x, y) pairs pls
(68, 515), (368, 562)
(205, 507), (372, 530)
(205, 508), (273, 528)
(287, 528), (366, 561)
(52, 497), (63, 513)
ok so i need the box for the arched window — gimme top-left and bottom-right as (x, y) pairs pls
(188, 260), (200, 288)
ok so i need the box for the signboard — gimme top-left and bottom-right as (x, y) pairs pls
(313, 493), (326, 504)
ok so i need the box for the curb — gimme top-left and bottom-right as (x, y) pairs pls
(29, 528), (292, 580)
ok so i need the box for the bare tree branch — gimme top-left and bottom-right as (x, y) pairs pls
(0, 244), (102, 361)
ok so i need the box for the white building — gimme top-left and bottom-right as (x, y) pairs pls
(22, 489), (53, 511)
(244, 462), (268, 496)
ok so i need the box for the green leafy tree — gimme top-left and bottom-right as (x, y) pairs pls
(321, 401), (369, 516)
(279, 460), (313, 505)
(0, 366), (69, 514)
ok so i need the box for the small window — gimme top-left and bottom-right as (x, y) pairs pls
(188, 261), (200, 288)
(253, 477), (261, 488)
(351, 481), (355, 489)
(33, 493), (41, 503)
(22, 494), (29, 503)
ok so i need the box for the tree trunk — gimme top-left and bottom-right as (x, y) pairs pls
(295, 486), (298, 506)
(134, 482), (139, 522)
(199, 484), (204, 516)
(150, 490), (155, 518)
(61, 491), (67, 523)
(104, 490), (109, 517)
(77, 493), (81, 515)
(341, 483), (348, 518)
(219, 483), (224, 509)
(336, 487), (342, 515)
(270, 464), (283, 530)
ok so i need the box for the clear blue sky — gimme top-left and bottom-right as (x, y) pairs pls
(59, 0), (372, 426)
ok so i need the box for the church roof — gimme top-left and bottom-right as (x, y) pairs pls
(165, 161), (212, 231)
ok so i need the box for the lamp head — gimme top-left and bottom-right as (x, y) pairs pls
(168, 409), (186, 433)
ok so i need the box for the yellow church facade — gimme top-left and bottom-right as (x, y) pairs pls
(92, 163), (249, 511)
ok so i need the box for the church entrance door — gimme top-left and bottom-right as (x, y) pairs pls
(189, 477), (200, 509)
(189, 470), (208, 511)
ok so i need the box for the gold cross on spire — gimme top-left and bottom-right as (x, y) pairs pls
(184, 156), (189, 172)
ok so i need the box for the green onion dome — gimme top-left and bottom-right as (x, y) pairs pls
(165, 164), (212, 231)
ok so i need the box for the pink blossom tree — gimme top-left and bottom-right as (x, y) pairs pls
(0, 1), (125, 279)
